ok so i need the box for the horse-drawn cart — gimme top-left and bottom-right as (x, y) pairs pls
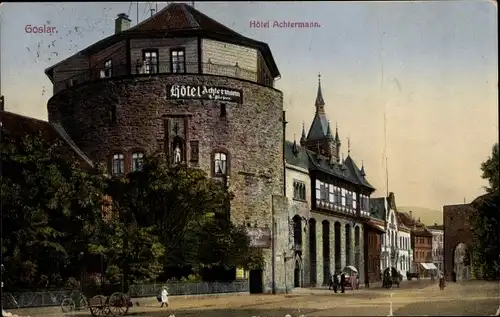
(382, 267), (401, 288)
(87, 292), (132, 316)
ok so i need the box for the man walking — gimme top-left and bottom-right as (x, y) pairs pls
(340, 272), (346, 293)
(333, 273), (339, 293)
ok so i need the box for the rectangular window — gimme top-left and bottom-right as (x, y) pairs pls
(131, 152), (144, 172)
(101, 59), (112, 78)
(189, 140), (199, 163)
(329, 184), (334, 203)
(142, 49), (159, 74)
(341, 188), (346, 206)
(112, 153), (125, 175)
(293, 180), (306, 201)
(315, 180), (321, 201)
(352, 192), (357, 209)
(171, 48), (186, 73)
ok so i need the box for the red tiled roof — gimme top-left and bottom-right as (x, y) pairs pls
(0, 110), (93, 168)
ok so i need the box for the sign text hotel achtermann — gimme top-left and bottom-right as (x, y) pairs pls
(167, 85), (243, 103)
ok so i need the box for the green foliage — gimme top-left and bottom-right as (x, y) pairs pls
(470, 143), (500, 280)
(480, 143), (499, 194)
(1, 131), (260, 289)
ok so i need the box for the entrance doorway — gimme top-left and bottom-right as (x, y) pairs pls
(249, 269), (263, 294)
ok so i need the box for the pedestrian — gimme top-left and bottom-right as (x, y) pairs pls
(340, 272), (346, 293)
(452, 271), (457, 282)
(365, 275), (370, 289)
(328, 274), (334, 290)
(160, 285), (169, 307)
(438, 272), (445, 290)
(333, 273), (339, 293)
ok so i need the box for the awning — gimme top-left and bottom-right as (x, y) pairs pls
(421, 263), (438, 270)
(365, 220), (385, 233)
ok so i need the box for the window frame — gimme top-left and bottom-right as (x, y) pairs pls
(142, 49), (159, 74)
(131, 151), (144, 172)
(111, 153), (125, 175)
(101, 59), (112, 78)
(170, 48), (186, 73)
(212, 148), (230, 177)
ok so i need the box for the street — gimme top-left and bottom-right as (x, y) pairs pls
(8, 280), (499, 317)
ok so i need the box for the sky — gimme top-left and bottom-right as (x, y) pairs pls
(0, 1), (498, 211)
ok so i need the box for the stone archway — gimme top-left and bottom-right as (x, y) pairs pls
(308, 218), (317, 285)
(322, 220), (331, 285)
(345, 224), (352, 265)
(444, 202), (476, 281)
(334, 222), (341, 273)
(453, 243), (471, 281)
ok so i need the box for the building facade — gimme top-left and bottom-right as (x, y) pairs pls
(427, 224), (444, 272)
(396, 223), (412, 277)
(364, 202), (385, 283)
(411, 225), (434, 276)
(44, 3), (288, 293)
(285, 76), (375, 287)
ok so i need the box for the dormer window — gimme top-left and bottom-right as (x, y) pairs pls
(101, 59), (112, 78)
(143, 49), (159, 74)
(171, 49), (185, 73)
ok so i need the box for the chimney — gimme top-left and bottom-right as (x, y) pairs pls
(115, 13), (131, 34)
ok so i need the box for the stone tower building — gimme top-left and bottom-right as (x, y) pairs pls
(44, 3), (287, 293)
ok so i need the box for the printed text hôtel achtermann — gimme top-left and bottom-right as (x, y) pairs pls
(249, 20), (321, 28)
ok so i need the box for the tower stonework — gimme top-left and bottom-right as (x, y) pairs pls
(45, 3), (288, 293)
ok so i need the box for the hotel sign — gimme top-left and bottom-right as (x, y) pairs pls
(167, 84), (243, 103)
(247, 228), (271, 248)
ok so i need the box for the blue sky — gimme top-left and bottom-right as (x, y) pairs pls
(0, 1), (498, 210)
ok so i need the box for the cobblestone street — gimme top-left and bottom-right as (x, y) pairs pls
(7, 280), (499, 317)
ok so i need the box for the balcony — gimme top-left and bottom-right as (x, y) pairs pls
(55, 61), (261, 92)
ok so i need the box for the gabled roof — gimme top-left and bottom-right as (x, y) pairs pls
(0, 110), (93, 168)
(284, 140), (375, 192)
(45, 3), (280, 82)
(396, 211), (415, 228)
(344, 155), (375, 190)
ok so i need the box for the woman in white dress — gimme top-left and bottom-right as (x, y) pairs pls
(160, 286), (169, 307)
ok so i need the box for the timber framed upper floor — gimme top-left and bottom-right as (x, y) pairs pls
(44, 3), (281, 95)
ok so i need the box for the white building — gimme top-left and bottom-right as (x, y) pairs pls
(396, 221), (412, 277)
(372, 193), (412, 277)
(427, 224), (444, 272)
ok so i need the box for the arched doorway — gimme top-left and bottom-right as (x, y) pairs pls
(292, 215), (303, 288)
(322, 220), (331, 285)
(345, 224), (352, 265)
(354, 226), (360, 270)
(308, 218), (317, 285)
(453, 243), (471, 281)
(334, 222), (341, 273)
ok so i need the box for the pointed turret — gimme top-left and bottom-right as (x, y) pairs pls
(360, 160), (366, 177)
(335, 122), (341, 144)
(347, 135), (351, 156)
(315, 73), (326, 113)
(292, 133), (299, 155)
(326, 121), (333, 140)
(300, 122), (306, 146)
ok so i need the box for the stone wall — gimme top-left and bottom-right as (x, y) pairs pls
(47, 74), (284, 292)
(201, 39), (258, 73)
(443, 203), (474, 281)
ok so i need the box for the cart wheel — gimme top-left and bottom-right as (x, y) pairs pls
(108, 292), (130, 316)
(61, 298), (76, 313)
(90, 295), (108, 317)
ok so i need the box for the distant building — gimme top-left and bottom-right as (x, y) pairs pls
(365, 200), (385, 282)
(427, 224), (444, 272)
(397, 211), (436, 276)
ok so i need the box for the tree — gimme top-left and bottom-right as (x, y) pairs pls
(480, 143), (499, 195)
(0, 130), (106, 289)
(470, 143), (500, 280)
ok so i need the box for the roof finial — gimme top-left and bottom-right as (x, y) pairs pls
(315, 73), (325, 111)
(361, 160), (366, 177)
(347, 135), (351, 156)
(335, 122), (340, 142)
(300, 121), (306, 145)
(326, 121), (333, 139)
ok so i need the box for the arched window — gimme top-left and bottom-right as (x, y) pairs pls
(112, 153), (125, 175)
(132, 152), (144, 172)
(214, 152), (227, 175)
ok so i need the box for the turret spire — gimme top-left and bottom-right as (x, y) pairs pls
(300, 122), (306, 146)
(292, 133), (299, 155)
(335, 122), (340, 143)
(315, 73), (325, 113)
(347, 135), (351, 156)
(361, 160), (366, 177)
(326, 121), (333, 140)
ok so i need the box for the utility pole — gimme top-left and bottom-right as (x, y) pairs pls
(136, 1), (139, 25)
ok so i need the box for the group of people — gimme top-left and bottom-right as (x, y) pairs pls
(328, 272), (358, 293)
